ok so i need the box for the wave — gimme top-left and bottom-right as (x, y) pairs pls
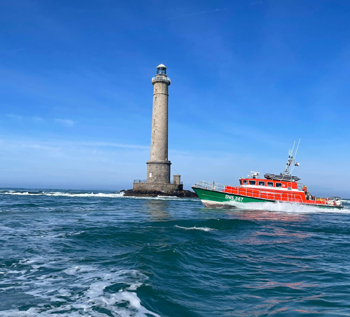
(0, 191), (198, 201)
(0, 190), (125, 198)
(45, 192), (125, 198)
(124, 195), (198, 201)
(0, 260), (160, 317)
(175, 225), (215, 232)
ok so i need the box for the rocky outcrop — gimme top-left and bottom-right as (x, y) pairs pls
(122, 189), (198, 198)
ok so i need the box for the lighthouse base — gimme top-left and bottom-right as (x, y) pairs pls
(132, 182), (182, 193)
(146, 161), (171, 184)
(127, 176), (197, 198)
(124, 186), (197, 198)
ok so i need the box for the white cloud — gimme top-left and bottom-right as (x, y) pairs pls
(0, 137), (349, 196)
(78, 141), (148, 150)
(55, 118), (75, 127)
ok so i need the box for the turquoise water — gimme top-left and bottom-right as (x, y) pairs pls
(0, 189), (350, 316)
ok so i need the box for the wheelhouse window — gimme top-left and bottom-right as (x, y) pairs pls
(259, 181), (265, 186)
(239, 180), (243, 185)
(267, 182), (274, 187)
(276, 183), (282, 188)
(249, 180), (256, 185)
(243, 180), (247, 185)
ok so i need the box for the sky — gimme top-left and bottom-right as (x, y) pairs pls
(0, 0), (349, 196)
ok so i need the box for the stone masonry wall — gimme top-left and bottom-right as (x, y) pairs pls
(150, 80), (169, 162)
(146, 161), (171, 184)
(133, 182), (183, 192)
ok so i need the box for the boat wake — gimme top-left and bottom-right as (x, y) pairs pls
(0, 259), (160, 317)
(204, 200), (350, 214)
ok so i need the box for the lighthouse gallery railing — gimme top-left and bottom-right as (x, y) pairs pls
(152, 76), (171, 84)
(134, 179), (183, 185)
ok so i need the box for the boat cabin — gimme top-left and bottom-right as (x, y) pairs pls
(223, 171), (311, 203)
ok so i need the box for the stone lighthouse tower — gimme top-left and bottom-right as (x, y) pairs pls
(132, 64), (183, 194)
(147, 64), (171, 184)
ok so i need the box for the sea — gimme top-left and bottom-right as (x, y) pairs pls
(0, 188), (350, 317)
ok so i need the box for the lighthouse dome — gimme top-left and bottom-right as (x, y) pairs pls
(156, 64), (167, 75)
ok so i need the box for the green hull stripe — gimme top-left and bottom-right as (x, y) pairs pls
(192, 187), (268, 203)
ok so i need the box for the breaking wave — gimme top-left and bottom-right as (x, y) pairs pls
(0, 190), (198, 201)
(125, 195), (198, 201)
(174, 225), (216, 232)
(0, 190), (125, 198)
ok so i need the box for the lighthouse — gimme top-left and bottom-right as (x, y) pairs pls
(132, 64), (183, 194)
(147, 64), (171, 184)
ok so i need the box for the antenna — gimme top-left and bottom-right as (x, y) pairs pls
(294, 139), (301, 162)
(284, 142), (294, 174)
(291, 141), (296, 156)
(288, 139), (301, 175)
(264, 140), (302, 182)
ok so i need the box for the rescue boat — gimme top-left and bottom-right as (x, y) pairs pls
(192, 141), (343, 210)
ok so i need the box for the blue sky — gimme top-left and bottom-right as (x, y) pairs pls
(0, 0), (349, 196)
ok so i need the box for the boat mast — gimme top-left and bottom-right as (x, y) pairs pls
(264, 140), (301, 182)
(283, 139), (301, 176)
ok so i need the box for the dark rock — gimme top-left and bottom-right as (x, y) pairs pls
(123, 188), (198, 198)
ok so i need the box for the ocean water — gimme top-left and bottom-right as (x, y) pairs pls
(0, 189), (350, 316)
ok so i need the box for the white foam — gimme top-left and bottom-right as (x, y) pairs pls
(156, 195), (179, 198)
(0, 260), (160, 317)
(4, 191), (31, 195)
(63, 265), (95, 275)
(124, 195), (197, 202)
(45, 192), (125, 198)
(217, 200), (350, 214)
(0, 190), (201, 202)
(0, 190), (198, 201)
(175, 225), (215, 232)
(1, 191), (125, 198)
